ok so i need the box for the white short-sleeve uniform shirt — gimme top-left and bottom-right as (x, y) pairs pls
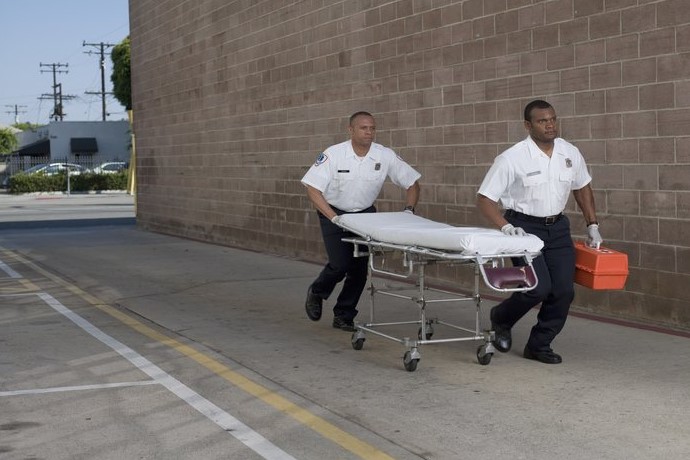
(301, 140), (421, 212)
(478, 137), (591, 217)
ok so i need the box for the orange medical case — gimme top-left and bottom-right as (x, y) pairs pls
(574, 242), (629, 290)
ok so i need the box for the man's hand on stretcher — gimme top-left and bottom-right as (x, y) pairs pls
(501, 223), (526, 237)
(478, 194), (527, 237)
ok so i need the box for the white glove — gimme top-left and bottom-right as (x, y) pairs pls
(331, 215), (342, 225)
(587, 223), (603, 249)
(501, 223), (526, 237)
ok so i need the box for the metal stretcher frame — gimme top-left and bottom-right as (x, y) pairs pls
(342, 236), (540, 372)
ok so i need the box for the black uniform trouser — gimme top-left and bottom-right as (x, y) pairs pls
(491, 212), (576, 352)
(310, 206), (376, 321)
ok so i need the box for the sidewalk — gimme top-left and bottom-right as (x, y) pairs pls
(1, 194), (689, 459)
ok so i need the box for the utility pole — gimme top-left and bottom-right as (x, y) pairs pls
(39, 84), (76, 121)
(83, 41), (116, 121)
(4, 104), (28, 124)
(40, 62), (73, 121)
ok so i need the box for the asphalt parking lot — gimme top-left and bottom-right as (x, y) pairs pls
(1, 192), (690, 459)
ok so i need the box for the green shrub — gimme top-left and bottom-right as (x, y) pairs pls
(8, 171), (128, 194)
(70, 172), (128, 191)
(8, 173), (66, 193)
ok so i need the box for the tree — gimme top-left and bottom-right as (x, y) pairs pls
(0, 128), (18, 155)
(13, 122), (42, 131)
(111, 36), (131, 110)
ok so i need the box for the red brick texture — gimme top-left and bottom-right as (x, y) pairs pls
(129, 0), (690, 331)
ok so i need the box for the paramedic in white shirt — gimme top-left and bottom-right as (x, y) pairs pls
(301, 111), (421, 331)
(476, 100), (602, 364)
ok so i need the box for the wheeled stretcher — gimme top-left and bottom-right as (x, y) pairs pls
(336, 212), (543, 371)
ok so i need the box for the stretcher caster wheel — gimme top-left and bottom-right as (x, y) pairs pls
(351, 334), (365, 350)
(403, 350), (419, 372)
(477, 345), (493, 365)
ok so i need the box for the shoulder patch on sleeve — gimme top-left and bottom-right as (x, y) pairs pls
(314, 152), (328, 166)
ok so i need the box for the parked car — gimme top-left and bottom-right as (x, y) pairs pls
(22, 163), (86, 176)
(91, 161), (128, 174)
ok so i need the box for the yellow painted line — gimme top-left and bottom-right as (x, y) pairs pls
(0, 276), (41, 294)
(5, 248), (395, 460)
(21, 279), (42, 291)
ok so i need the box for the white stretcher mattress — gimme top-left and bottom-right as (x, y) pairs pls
(337, 212), (544, 255)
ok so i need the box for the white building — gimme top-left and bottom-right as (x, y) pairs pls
(14, 120), (130, 163)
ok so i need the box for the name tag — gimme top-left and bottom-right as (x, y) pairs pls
(337, 170), (350, 173)
(526, 170), (541, 177)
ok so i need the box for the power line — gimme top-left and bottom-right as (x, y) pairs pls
(83, 41), (116, 121)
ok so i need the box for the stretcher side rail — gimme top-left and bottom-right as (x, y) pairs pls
(342, 236), (540, 293)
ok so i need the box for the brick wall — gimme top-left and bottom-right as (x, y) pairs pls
(129, 0), (690, 330)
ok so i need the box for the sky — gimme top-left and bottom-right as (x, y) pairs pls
(0, 0), (130, 127)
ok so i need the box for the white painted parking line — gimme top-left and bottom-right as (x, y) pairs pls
(35, 292), (297, 460)
(0, 380), (159, 397)
(0, 259), (22, 278)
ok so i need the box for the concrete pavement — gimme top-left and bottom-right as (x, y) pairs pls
(0, 190), (134, 228)
(1, 192), (689, 459)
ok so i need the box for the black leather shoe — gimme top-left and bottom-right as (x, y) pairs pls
(524, 346), (562, 364)
(490, 307), (511, 353)
(332, 317), (355, 332)
(305, 286), (322, 321)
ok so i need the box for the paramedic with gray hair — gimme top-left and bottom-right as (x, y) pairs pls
(301, 111), (421, 332)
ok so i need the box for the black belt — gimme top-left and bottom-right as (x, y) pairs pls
(319, 205), (376, 218)
(505, 209), (563, 226)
